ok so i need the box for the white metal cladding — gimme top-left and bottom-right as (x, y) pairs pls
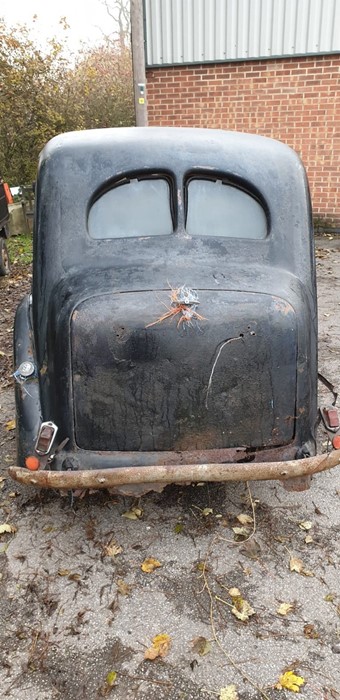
(144, 0), (340, 65)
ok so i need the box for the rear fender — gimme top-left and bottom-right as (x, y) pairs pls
(14, 295), (42, 466)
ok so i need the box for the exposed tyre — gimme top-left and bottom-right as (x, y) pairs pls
(0, 238), (10, 276)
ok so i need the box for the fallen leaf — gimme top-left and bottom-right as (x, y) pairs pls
(116, 579), (131, 596)
(122, 511), (138, 520)
(324, 593), (336, 602)
(303, 623), (319, 639)
(275, 670), (305, 692)
(122, 507), (143, 520)
(191, 636), (211, 656)
(106, 671), (117, 687)
(100, 670), (118, 696)
(240, 538), (261, 560)
(229, 587), (241, 597)
(68, 573), (81, 581)
(58, 569), (70, 576)
(229, 587), (255, 622)
(302, 569), (314, 577)
(277, 602), (294, 616)
(236, 513), (253, 525)
(289, 557), (303, 573)
(305, 535), (313, 544)
(298, 520), (313, 531)
(0, 523), (16, 534)
(144, 633), (171, 660)
(202, 508), (213, 517)
(4, 419), (15, 431)
(196, 561), (206, 572)
(104, 541), (123, 558)
(220, 686), (239, 700)
(232, 526), (250, 537)
(231, 600), (255, 622)
(141, 557), (161, 573)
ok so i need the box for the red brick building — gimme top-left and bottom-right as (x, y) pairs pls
(144, 1), (340, 229)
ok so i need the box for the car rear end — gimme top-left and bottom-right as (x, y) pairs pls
(12, 128), (338, 493)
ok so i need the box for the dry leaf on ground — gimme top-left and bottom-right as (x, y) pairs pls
(122, 507), (143, 520)
(289, 557), (303, 573)
(220, 686), (239, 700)
(104, 541), (123, 558)
(275, 670), (305, 692)
(305, 534), (313, 544)
(240, 538), (261, 559)
(277, 602), (294, 616)
(4, 419), (15, 431)
(232, 526), (251, 537)
(191, 636), (211, 656)
(236, 513), (253, 525)
(229, 587), (255, 622)
(116, 579), (131, 596)
(304, 623), (319, 639)
(0, 523), (16, 534)
(202, 507), (213, 516)
(298, 520), (313, 531)
(141, 557), (162, 573)
(144, 633), (171, 660)
(302, 568), (314, 577)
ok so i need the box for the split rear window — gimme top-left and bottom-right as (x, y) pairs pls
(88, 175), (267, 240)
(88, 177), (173, 239)
(186, 179), (267, 239)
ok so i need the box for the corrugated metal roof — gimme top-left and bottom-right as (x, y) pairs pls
(144, 0), (340, 66)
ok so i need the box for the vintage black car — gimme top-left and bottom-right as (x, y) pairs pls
(9, 128), (340, 494)
(0, 175), (10, 275)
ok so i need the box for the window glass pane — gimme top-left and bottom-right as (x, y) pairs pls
(88, 178), (173, 239)
(186, 179), (267, 239)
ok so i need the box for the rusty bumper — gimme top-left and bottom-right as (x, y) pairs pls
(8, 451), (340, 490)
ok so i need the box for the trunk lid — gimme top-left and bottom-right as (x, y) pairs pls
(71, 290), (297, 452)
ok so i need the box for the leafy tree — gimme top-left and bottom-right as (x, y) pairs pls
(65, 41), (134, 131)
(0, 20), (72, 183)
(0, 7), (134, 185)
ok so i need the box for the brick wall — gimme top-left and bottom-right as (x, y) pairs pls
(147, 54), (340, 229)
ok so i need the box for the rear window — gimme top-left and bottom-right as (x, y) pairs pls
(186, 178), (267, 239)
(88, 177), (173, 239)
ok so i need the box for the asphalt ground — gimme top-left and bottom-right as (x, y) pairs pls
(0, 239), (339, 700)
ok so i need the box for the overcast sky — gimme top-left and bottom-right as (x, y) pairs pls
(1, 0), (115, 50)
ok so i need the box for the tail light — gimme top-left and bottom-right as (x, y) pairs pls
(34, 422), (58, 455)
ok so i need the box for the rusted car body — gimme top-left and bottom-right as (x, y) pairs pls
(10, 128), (340, 493)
